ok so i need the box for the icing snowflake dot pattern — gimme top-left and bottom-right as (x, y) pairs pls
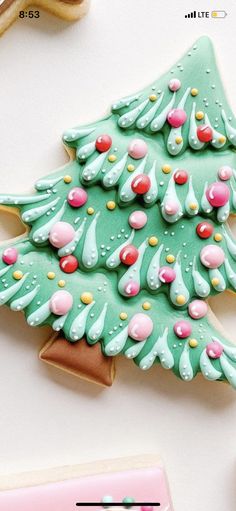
(196, 222), (214, 239)
(120, 245), (139, 266)
(128, 313), (153, 341)
(200, 244), (225, 268)
(95, 134), (112, 153)
(49, 290), (73, 315)
(167, 108), (187, 128)
(197, 125), (213, 142)
(128, 139), (148, 159)
(67, 187), (88, 208)
(174, 320), (192, 338)
(131, 174), (151, 194)
(2, 247), (18, 265)
(59, 255), (79, 274)
(206, 182), (230, 207)
(49, 222), (75, 248)
(206, 340), (223, 359)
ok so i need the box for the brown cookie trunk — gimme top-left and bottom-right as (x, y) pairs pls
(39, 336), (115, 387)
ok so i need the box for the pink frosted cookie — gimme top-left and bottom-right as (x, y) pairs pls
(0, 456), (173, 511)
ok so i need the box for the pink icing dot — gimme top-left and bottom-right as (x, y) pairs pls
(128, 139), (148, 159)
(158, 266), (176, 283)
(200, 244), (225, 269)
(2, 247), (18, 265)
(164, 200), (179, 216)
(141, 507), (153, 511)
(174, 320), (192, 339)
(218, 166), (233, 181)
(49, 222), (75, 248)
(188, 300), (208, 319)
(67, 187), (88, 208)
(206, 340), (223, 359)
(128, 313), (153, 341)
(167, 108), (187, 128)
(49, 290), (73, 316)
(124, 281), (140, 297)
(206, 182), (230, 207)
(168, 78), (181, 92)
(129, 210), (147, 229)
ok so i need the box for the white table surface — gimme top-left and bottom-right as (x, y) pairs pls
(0, 1), (236, 509)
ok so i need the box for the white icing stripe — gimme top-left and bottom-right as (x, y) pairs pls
(161, 177), (183, 223)
(106, 230), (135, 269)
(150, 93), (176, 132)
(35, 176), (63, 191)
(200, 349), (222, 381)
(69, 301), (95, 341)
(146, 244), (163, 291)
(27, 300), (51, 326)
(184, 176), (199, 216)
(209, 268), (226, 292)
(143, 160), (158, 204)
(103, 153), (128, 188)
(82, 151), (108, 182)
(53, 313), (69, 332)
(179, 344), (194, 381)
(118, 240), (148, 297)
(125, 340), (146, 359)
(139, 328), (174, 370)
(170, 252), (190, 306)
(58, 217), (87, 257)
(118, 98), (149, 128)
(63, 126), (96, 143)
(189, 102), (205, 150)
(0, 265), (12, 278)
(10, 284), (40, 311)
(0, 193), (50, 206)
(119, 156), (147, 203)
(0, 273), (29, 305)
(77, 140), (96, 161)
(32, 201), (66, 244)
(82, 212), (100, 269)
(105, 326), (129, 355)
(192, 256), (210, 298)
(22, 197), (60, 223)
(136, 93), (164, 129)
(88, 302), (108, 342)
(112, 93), (141, 111)
(221, 109), (236, 146)
(220, 354), (236, 388)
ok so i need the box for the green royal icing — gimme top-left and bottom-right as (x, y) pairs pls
(1, 36), (236, 389)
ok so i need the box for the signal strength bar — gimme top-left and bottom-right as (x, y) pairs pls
(185, 11), (196, 18)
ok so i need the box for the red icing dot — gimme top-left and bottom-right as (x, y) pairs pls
(196, 222), (214, 239)
(120, 245), (139, 266)
(197, 125), (213, 143)
(59, 255), (79, 273)
(95, 134), (112, 153)
(131, 174), (151, 195)
(173, 170), (188, 185)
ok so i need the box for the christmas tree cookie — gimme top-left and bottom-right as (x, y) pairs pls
(0, 456), (173, 511)
(0, 0), (90, 36)
(1, 36), (236, 389)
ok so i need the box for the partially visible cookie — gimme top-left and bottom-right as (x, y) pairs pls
(0, 0), (90, 35)
(0, 455), (174, 510)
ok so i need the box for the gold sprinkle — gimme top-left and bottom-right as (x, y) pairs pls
(162, 164), (172, 174)
(81, 291), (93, 304)
(189, 338), (198, 348)
(176, 294), (186, 305)
(214, 233), (223, 242)
(87, 207), (94, 215)
(13, 270), (23, 280)
(58, 280), (66, 288)
(142, 301), (151, 311)
(211, 277), (220, 287)
(120, 312), (128, 321)
(218, 135), (226, 144)
(189, 202), (198, 211)
(166, 254), (175, 264)
(106, 200), (116, 210)
(47, 272), (55, 280)
(127, 164), (135, 172)
(148, 236), (158, 247)
(64, 175), (72, 184)
(175, 136), (183, 145)
(108, 154), (117, 162)
(191, 88), (199, 96)
(149, 94), (157, 102)
(195, 111), (204, 120)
